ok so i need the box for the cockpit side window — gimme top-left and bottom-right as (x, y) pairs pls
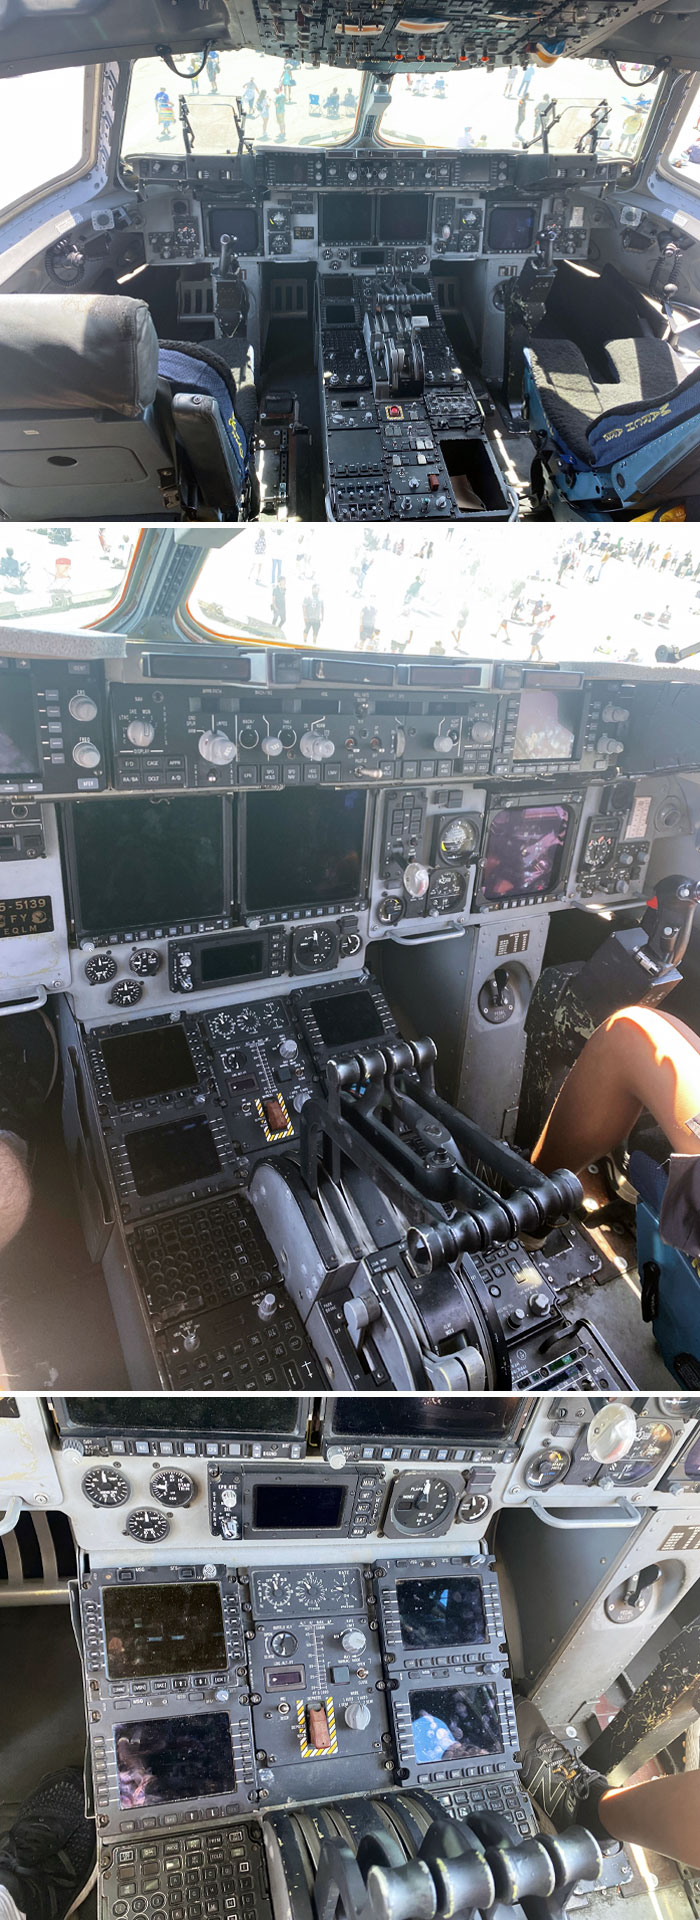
(664, 76), (700, 193)
(0, 65), (98, 224)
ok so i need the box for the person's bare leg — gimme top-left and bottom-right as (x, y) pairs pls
(0, 1135), (31, 1253)
(532, 1006), (700, 1176)
(599, 1773), (700, 1869)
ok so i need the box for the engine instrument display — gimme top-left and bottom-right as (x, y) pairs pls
(244, 787), (367, 914)
(115, 1713), (235, 1808)
(396, 1575), (487, 1649)
(103, 1583), (227, 1679)
(124, 1116), (221, 1198)
(481, 805), (571, 901)
(330, 1397), (522, 1441)
(409, 1683), (502, 1762)
(67, 796), (227, 937)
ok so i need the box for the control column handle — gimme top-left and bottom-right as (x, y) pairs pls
(642, 874), (700, 970)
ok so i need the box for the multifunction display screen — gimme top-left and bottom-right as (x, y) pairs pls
(310, 989), (384, 1049)
(397, 1576), (487, 1650)
(0, 677), (39, 777)
(124, 1116), (221, 1197)
(60, 1397), (301, 1434)
(322, 193), (373, 243)
(245, 788), (366, 912)
(482, 805), (571, 901)
(69, 796), (226, 935)
(104, 1583), (227, 1679)
(513, 689), (581, 762)
(100, 1026), (198, 1104)
(331, 1397), (520, 1441)
(409, 1684), (502, 1763)
(253, 1482), (346, 1530)
(115, 1713), (234, 1808)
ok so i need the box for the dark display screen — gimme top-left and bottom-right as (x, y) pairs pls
(397, 1576), (487, 1650)
(322, 193), (373, 243)
(488, 204), (536, 252)
(513, 689), (581, 762)
(245, 788), (366, 912)
(310, 989), (384, 1049)
(0, 676), (39, 777)
(116, 1713), (234, 1809)
(104, 1584), (226, 1679)
(331, 1397), (521, 1441)
(325, 302), (356, 324)
(69, 796), (225, 935)
(253, 1481), (345, 1530)
(125, 1115), (221, 1198)
(680, 1436), (700, 1477)
(482, 805), (571, 901)
(409, 1684), (502, 1763)
(59, 1397), (301, 1434)
(378, 196), (429, 242)
(200, 938), (264, 983)
(100, 1026), (198, 1103)
(208, 205), (258, 252)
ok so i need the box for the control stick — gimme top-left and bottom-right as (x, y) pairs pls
(641, 872), (700, 972)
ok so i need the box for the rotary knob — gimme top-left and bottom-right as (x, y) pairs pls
(602, 705), (629, 725)
(300, 731), (335, 760)
(126, 718), (155, 748)
(279, 1037), (298, 1060)
(72, 742), (101, 769)
(238, 723), (259, 750)
(341, 1629), (366, 1655)
(596, 735), (624, 756)
(326, 1447), (348, 1470)
(68, 695), (98, 723)
(403, 861), (430, 899)
(344, 1701), (371, 1731)
(471, 721), (495, 744)
(433, 732), (457, 754)
(199, 730), (237, 764)
(528, 1291), (550, 1317)
(262, 735), (284, 757)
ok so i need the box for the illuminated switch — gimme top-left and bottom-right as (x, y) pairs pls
(264, 1097), (287, 1133)
(307, 1704), (332, 1749)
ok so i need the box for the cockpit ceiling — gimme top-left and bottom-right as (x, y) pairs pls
(3, 0), (700, 72)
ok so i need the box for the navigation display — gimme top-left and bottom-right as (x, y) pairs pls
(331, 1397), (521, 1441)
(100, 1026), (198, 1104)
(378, 196), (429, 242)
(310, 990), (384, 1049)
(397, 1576), (487, 1650)
(115, 1713), (234, 1808)
(68, 796), (226, 935)
(254, 1482), (345, 1530)
(513, 689), (580, 762)
(409, 1684), (502, 1763)
(481, 804), (571, 901)
(0, 677), (39, 777)
(245, 788), (366, 912)
(487, 205), (535, 252)
(58, 1397), (302, 1434)
(125, 1116), (221, 1198)
(322, 193), (373, 243)
(104, 1584), (226, 1679)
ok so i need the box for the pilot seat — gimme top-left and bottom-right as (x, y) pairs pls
(631, 1149), (700, 1389)
(524, 332), (700, 514)
(0, 293), (258, 520)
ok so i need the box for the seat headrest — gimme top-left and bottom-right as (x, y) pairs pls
(0, 294), (159, 417)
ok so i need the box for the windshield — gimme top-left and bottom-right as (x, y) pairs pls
(122, 54), (362, 155)
(0, 527), (137, 633)
(378, 59), (660, 156)
(0, 66), (91, 220)
(187, 525), (698, 669)
(667, 77), (700, 185)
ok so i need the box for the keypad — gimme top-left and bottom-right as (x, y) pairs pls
(105, 1827), (271, 1920)
(436, 1775), (536, 1838)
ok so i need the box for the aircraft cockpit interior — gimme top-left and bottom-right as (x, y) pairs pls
(3, 1391), (700, 1920)
(3, 524), (700, 1395)
(6, 0), (700, 520)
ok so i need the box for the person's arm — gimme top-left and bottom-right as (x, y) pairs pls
(0, 1136), (31, 1253)
(600, 1774), (700, 1869)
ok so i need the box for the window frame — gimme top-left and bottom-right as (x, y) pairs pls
(0, 61), (101, 229)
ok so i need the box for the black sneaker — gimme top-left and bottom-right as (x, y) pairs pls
(519, 1726), (610, 1843)
(0, 1011), (57, 1141)
(0, 1770), (96, 1920)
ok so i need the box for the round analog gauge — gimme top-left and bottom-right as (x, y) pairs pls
(130, 949), (162, 978)
(82, 1466), (131, 1508)
(439, 818), (479, 863)
(256, 1574), (294, 1612)
(236, 1008), (260, 1034)
(269, 1630), (298, 1657)
(125, 1507), (171, 1544)
(293, 928), (338, 972)
(46, 235), (86, 286)
(524, 1447), (571, 1491)
(658, 1396), (697, 1416)
(326, 1569), (362, 1608)
(681, 1436), (700, 1478)
(606, 1421), (674, 1482)
(294, 1572), (326, 1610)
(221, 1047), (248, 1076)
(109, 979), (143, 1007)
(377, 895), (405, 926)
(427, 870), (466, 913)
(84, 952), (117, 985)
(388, 1475), (457, 1535)
(150, 1469), (195, 1508)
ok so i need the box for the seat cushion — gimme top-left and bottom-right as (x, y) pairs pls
(526, 338), (604, 462)
(0, 294), (158, 416)
(588, 338), (700, 465)
(159, 338), (257, 446)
